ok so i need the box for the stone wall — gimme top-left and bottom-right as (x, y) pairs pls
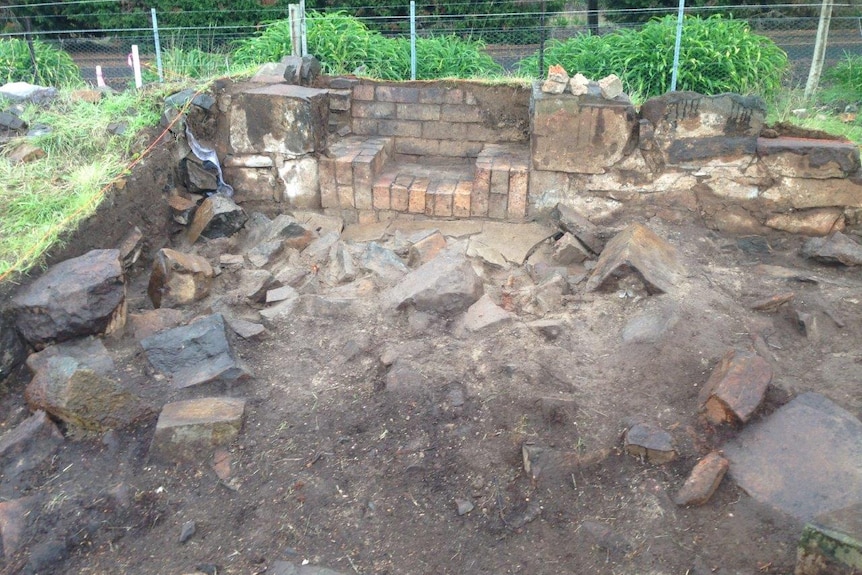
(201, 76), (862, 236)
(338, 79), (530, 157)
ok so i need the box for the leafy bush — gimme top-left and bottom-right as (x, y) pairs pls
(518, 15), (787, 98)
(821, 54), (862, 105)
(0, 38), (82, 87)
(234, 12), (502, 80)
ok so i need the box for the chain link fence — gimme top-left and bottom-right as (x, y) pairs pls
(2, 1), (861, 91)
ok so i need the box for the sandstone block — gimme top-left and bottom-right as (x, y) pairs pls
(141, 314), (251, 389)
(758, 137), (861, 179)
(673, 451), (729, 506)
(229, 84), (328, 156)
(12, 249), (126, 348)
(147, 249), (213, 309)
(700, 349), (772, 425)
(149, 397), (245, 463)
(585, 224), (684, 294)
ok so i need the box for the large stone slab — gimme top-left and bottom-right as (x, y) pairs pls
(25, 338), (147, 431)
(229, 84), (328, 157)
(724, 392), (862, 521)
(149, 397), (245, 463)
(147, 248), (214, 309)
(468, 221), (556, 266)
(384, 252), (483, 316)
(640, 91), (765, 168)
(758, 137), (861, 179)
(797, 503), (862, 575)
(12, 249), (126, 348)
(585, 223), (685, 294)
(531, 87), (638, 174)
(140, 314), (251, 389)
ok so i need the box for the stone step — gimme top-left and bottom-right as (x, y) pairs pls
(473, 143), (530, 220)
(319, 135), (393, 210)
(371, 158), (475, 218)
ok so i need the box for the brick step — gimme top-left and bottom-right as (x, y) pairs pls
(473, 143), (530, 220)
(372, 159), (475, 218)
(319, 135), (393, 209)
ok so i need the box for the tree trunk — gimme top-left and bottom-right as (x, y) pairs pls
(805, 0), (834, 99)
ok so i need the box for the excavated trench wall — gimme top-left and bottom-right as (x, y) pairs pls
(198, 77), (862, 237)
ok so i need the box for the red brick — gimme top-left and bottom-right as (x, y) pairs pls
(422, 121), (467, 141)
(357, 210), (378, 224)
(454, 181), (472, 218)
(441, 104), (482, 123)
(351, 118), (377, 136)
(508, 170), (528, 220)
(319, 160), (338, 209)
(433, 181), (455, 217)
(353, 101), (395, 119)
(376, 86), (420, 103)
(397, 103), (441, 121)
(377, 120), (422, 138)
(395, 137), (440, 156)
(373, 177), (392, 210)
(408, 178), (429, 214)
(391, 179), (410, 212)
(489, 193), (508, 220)
(491, 168), (509, 196)
(438, 140), (484, 157)
(472, 167), (491, 217)
(337, 185), (354, 209)
(352, 84), (375, 101)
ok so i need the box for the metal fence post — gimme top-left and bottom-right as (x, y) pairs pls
(299, 0), (308, 57)
(410, 1), (417, 80)
(151, 8), (164, 82)
(669, 0), (685, 92)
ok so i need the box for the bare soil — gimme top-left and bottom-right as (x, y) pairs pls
(3, 137), (862, 575)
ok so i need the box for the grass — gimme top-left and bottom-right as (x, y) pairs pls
(0, 87), (165, 279)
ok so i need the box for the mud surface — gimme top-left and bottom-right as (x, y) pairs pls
(2, 139), (862, 575)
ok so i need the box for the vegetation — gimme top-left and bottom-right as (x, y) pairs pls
(0, 88), (164, 278)
(235, 12), (502, 80)
(821, 53), (862, 106)
(518, 15), (788, 99)
(0, 38), (82, 87)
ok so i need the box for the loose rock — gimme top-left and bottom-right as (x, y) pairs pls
(802, 231), (862, 266)
(461, 294), (514, 333)
(148, 248), (214, 309)
(384, 252), (483, 316)
(624, 422), (676, 464)
(673, 451), (729, 506)
(141, 314), (251, 389)
(12, 249), (126, 348)
(699, 349), (772, 425)
(149, 397), (246, 463)
(0, 410), (63, 485)
(187, 193), (248, 243)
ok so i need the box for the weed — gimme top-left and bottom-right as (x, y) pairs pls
(0, 38), (82, 87)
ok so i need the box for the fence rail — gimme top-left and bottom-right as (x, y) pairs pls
(2, 2), (861, 91)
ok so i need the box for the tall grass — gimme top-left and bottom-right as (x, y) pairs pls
(518, 15), (788, 99)
(234, 12), (502, 80)
(821, 53), (862, 105)
(0, 38), (83, 87)
(0, 89), (163, 277)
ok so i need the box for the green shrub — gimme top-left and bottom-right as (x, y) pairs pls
(518, 15), (788, 98)
(234, 12), (502, 80)
(0, 38), (82, 87)
(821, 53), (862, 105)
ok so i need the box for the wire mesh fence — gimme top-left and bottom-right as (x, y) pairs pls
(1, 1), (861, 93)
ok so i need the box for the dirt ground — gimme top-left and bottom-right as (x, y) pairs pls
(2, 134), (862, 575)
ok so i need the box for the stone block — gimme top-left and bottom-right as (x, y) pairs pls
(441, 104), (482, 123)
(147, 249), (213, 309)
(224, 166), (279, 202)
(488, 193), (508, 220)
(624, 422), (676, 464)
(461, 294), (514, 332)
(352, 84), (374, 101)
(673, 451), (729, 506)
(408, 231), (447, 267)
(186, 193), (248, 243)
(352, 100), (395, 119)
(408, 178), (429, 214)
(699, 349), (772, 425)
(373, 176), (392, 210)
(508, 170), (528, 220)
(471, 169), (490, 217)
(0, 410), (63, 480)
(758, 137), (861, 179)
(128, 308), (184, 340)
(397, 103), (440, 121)
(141, 314), (251, 389)
(725, 392), (862, 521)
(378, 119), (421, 138)
(376, 85), (420, 103)
(12, 249), (126, 348)
(395, 137), (440, 156)
(149, 397), (245, 463)
(765, 208), (845, 236)
(278, 156), (320, 208)
(531, 87), (638, 174)
(762, 176), (862, 210)
(384, 252), (483, 316)
(549, 203), (605, 254)
(453, 181), (472, 217)
(598, 74), (623, 99)
(229, 84), (328, 156)
(419, 87), (463, 104)
(391, 176), (411, 212)
(319, 158), (338, 208)
(585, 224), (685, 294)
(802, 231), (862, 266)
